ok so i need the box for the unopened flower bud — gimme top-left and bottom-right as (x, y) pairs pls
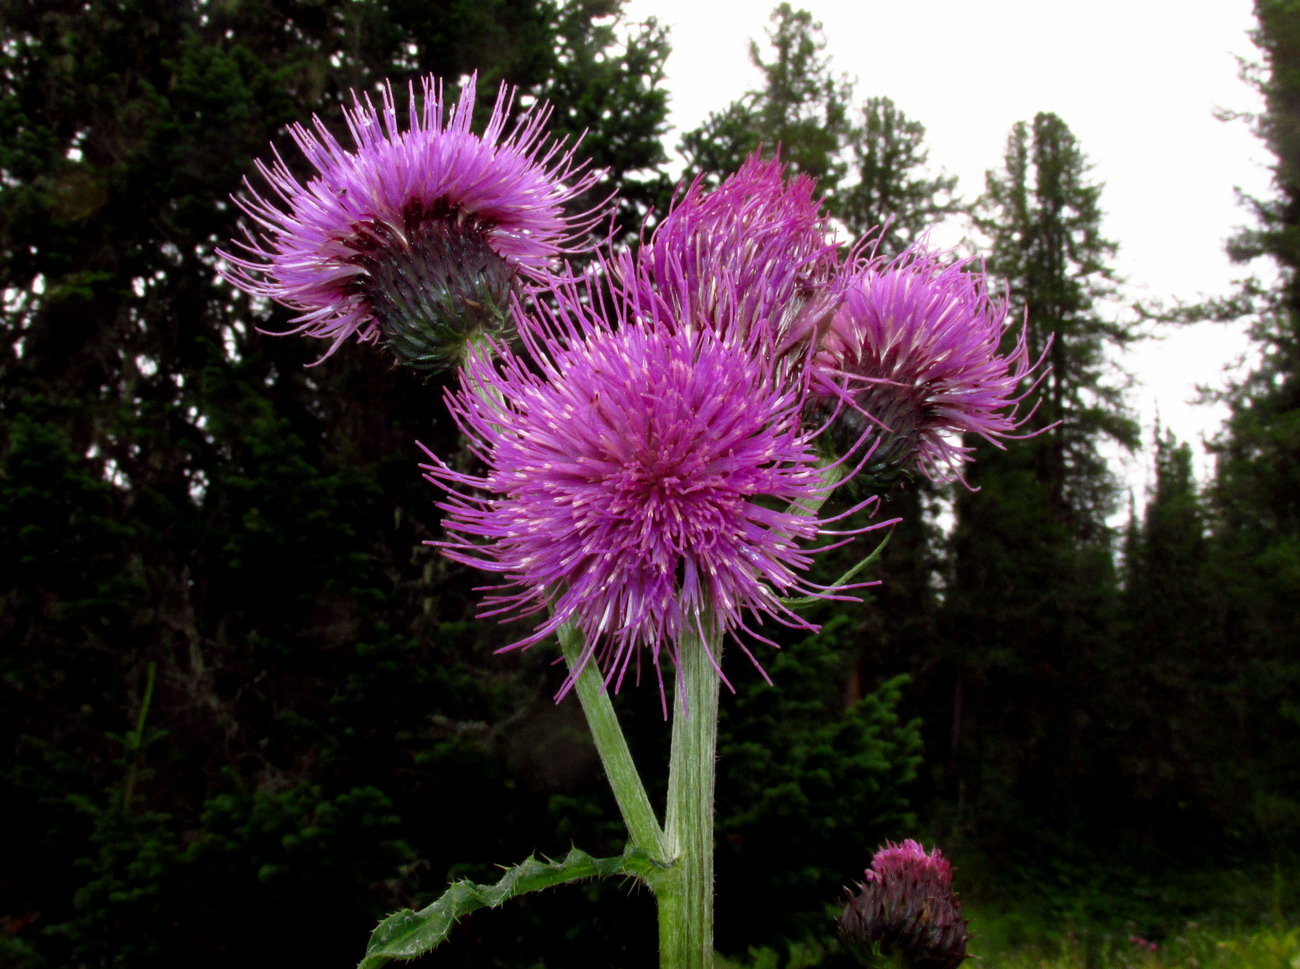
(838, 840), (969, 969)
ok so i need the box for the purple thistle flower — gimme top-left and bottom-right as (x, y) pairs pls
(839, 840), (970, 969)
(421, 277), (880, 709)
(618, 154), (843, 366)
(219, 74), (604, 368)
(812, 247), (1046, 486)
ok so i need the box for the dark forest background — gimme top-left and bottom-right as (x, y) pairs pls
(2, 1), (1297, 967)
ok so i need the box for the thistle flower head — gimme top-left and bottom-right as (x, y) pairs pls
(839, 840), (969, 969)
(219, 74), (604, 368)
(812, 247), (1045, 486)
(619, 154), (842, 367)
(422, 275), (880, 709)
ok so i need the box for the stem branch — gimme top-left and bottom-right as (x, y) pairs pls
(557, 623), (667, 861)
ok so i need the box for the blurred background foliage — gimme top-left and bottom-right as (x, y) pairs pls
(1, 1), (1297, 966)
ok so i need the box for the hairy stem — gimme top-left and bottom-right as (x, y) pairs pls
(557, 623), (667, 861)
(659, 627), (722, 969)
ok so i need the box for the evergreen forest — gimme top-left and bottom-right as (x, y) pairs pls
(2, 1), (1297, 966)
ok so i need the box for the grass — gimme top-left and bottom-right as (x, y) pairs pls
(717, 923), (1300, 969)
(948, 852), (1300, 969)
(968, 915), (1300, 969)
(714, 907), (1300, 969)
(716, 863), (1300, 969)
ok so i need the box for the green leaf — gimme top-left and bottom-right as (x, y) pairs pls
(359, 845), (662, 967)
(780, 532), (891, 609)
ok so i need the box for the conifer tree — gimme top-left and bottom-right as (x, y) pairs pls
(1110, 427), (1229, 851)
(834, 96), (961, 256)
(978, 112), (1138, 539)
(826, 98), (960, 685)
(678, 3), (852, 190)
(1198, 0), (1300, 856)
(1130, 428), (1206, 633)
(939, 113), (1136, 855)
(677, 5), (962, 268)
(0, 3), (673, 966)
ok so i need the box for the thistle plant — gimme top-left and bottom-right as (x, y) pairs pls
(219, 71), (1044, 969)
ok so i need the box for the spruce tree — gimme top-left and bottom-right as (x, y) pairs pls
(834, 96), (961, 256)
(1112, 427), (1230, 852)
(826, 98), (960, 690)
(0, 3), (673, 966)
(678, 3), (853, 190)
(677, 8), (958, 719)
(1198, 0), (1300, 858)
(978, 112), (1137, 539)
(939, 112), (1136, 858)
(677, 8), (960, 261)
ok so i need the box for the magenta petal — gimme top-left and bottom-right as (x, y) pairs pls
(423, 277), (885, 703)
(813, 247), (1047, 484)
(617, 154), (843, 368)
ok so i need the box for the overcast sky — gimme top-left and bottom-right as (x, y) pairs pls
(622, 0), (1271, 496)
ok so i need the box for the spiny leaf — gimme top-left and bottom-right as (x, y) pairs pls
(359, 844), (661, 967)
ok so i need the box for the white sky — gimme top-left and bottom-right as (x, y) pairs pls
(623, 0), (1273, 500)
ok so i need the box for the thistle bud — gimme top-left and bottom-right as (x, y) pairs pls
(838, 840), (969, 969)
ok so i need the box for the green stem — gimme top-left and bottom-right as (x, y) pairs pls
(122, 660), (156, 813)
(803, 457), (847, 517)
(557, 623), (667, 861)
(659, 627), (722, 969)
